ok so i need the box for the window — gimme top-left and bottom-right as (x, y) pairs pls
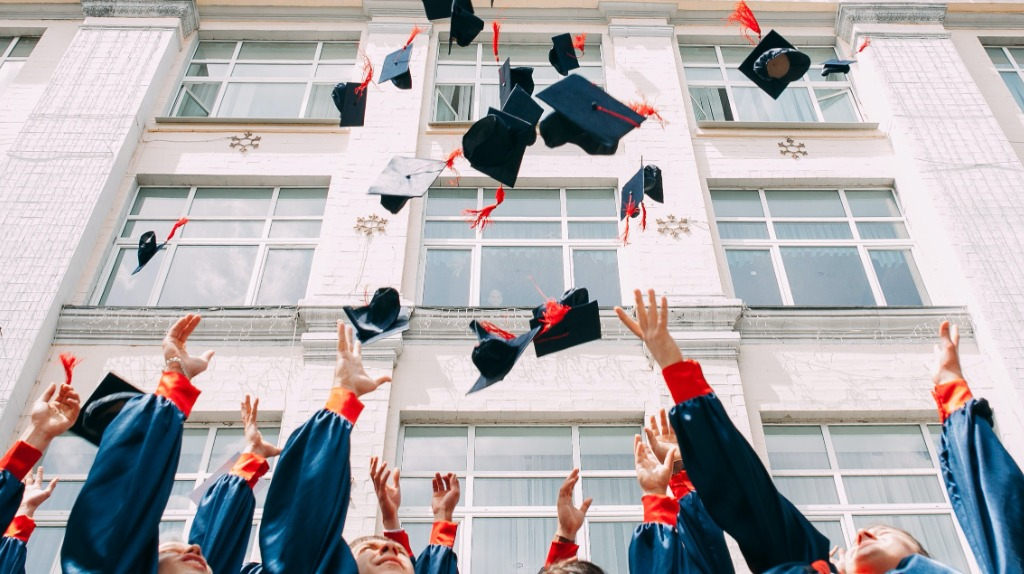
(421, 187), (622, 306)
(433, 37), (603, 122)
(170, 41), (358, 119)
(0, 36), (39, 94)
(680, 45), (860, 123)
(764, 424), (971, 572)
(99, 186), (326, 306)
(28, 426), (280, 573)
(397, 425), (640, 573)
(984, 46), (1024, 113)
(711, 188), (927, 306)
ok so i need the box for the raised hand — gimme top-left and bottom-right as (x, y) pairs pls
(431, 472), (460, 523)
(163, 314), (215, 379)
(932, 321), (964, 386)
(334, 322), (392, 397)
(241, 395), (282, 459)
(18, 466), (58, 518)
(555, 469), (592, 542)
(24, 382), (81, 451)
(634, 434), (677, 497)
(615, 289), (683, 369)
(644, 408), (682, 467)
(370, 456), (402, 530)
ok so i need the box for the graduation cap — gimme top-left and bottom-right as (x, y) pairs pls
(422, 0), (473, 20)
(644, 164), (664, 204)
(368, 157), (447, 214)
(68, 372), (144, 447)
(738, 30), (811, 100)
(343, 287), (411, 345)
(536, 74), (645, 156)
(528, 288), (601, 357)
(462, 107), (536, 188)
(332, 82), (367, 127)
(501, 85), (543, 127)
(468, 320), (540, 394)
(620, 167), (646, 220)
(821, 58), (856, 76)
(499, 58), (535, 104)
(133, 218), (188, 275)
(380, 47), (413, 90)
(448, 3), (485, 55)
(549, 33), (580, 77)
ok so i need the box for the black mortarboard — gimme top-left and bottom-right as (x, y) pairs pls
(448, 3), (485, 55)
(620, 168), (645, 219)
(738, 30), (811, 100)
(548, 33), (580, 77)
(343, 287), (411, 345)
(368, 157), (447, 214)
(501, 86), (543, 127)
(422, 0), (473, 20)
(499, 58), (535, 105)
(528, 288), (601, 357)
(537, 74), (645, 156)
(332, 82), (367, 127)
(462, 108), (535, 187)
(468, 321), (540, 394)
(132, 218), (188, 275)
(380, 46), (413, 90)
(69, 372), (144, 446)
(643, 164), (663, 204)
(821, 58), (855, 76)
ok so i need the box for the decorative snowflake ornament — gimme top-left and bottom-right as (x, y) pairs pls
(354, 214), (388, 236)
(230, 132), (261, 153)
(656, 215), (690, 238)
(778, 137), (808, 160)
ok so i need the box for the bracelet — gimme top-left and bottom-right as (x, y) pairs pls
(165, 357), (191, 379)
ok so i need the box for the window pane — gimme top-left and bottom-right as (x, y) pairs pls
(26, 527), (63, 574)
(131, 188), (189, 216)
(725, 250), (782, 306)
(680, 46), (719, 63)
(764, 426), (831, 470)
(100, 248), (163, 305)
(403, 522), (434, 556)
(853, 515), (969, 573)
(122, 220), (179, 239)
(321, 42), (359, 60)
(207, 428), (244, 471)
(482, 222), (561, 240)
(987, 47), (1012, 67)
(9, 37), (38, 57)
(999, 72), (1024, 111)
(187, 63), (230, 77)
(160, 521), (187, 539)
(857, 222), (909, 240)
(305, 83), (337, 118)
(474, 427), (571, 471)
(423, 250), (471, 306)
(194, 41), (236, 60)
(479, 84), (501, 117)
(44, 480), (85, 511)
(734, 87), (816, 122)
(480, 247), (562, 307)
(780, 247), (875, 306)
(816, 89), (858, 122)
(689, 87), (733, 121)
(801, 48), (839, 64)
(231, 63), (312, 77)
(427, 189), (477, 215)
(846, 190), (901, 217)
(582, 478), (639, 505)
(1009, 48), (1024, 67)
(475, 478), (561, 505)
(844, 475), (945, 504)
(180, 220), (265, 238)
(401, 427), (468, 471)
(493, 189), (560, 217)
(41, 435), (98, 474)
(830, 426), (932, 469)
(589, 522), (637, 574)
(566, 188), (615, 217)
(766, 190), (845, 217)
(158, 246), (259, 306)
(870, 250), (925, 306)
(424, 222), (474, 239)
(399, 478), (452, 507)
(177, 428), (209, 473)
(191, 188), (272, 216)
(774, 477), (839, 505)
(472, 518), (556, 574)
(276, 188), (328, 216)
(174, 82), (220, 117)
(257, 249), (314, 305)
(167, 480), (197, 510)
(435, 85), (473, 122)
(238, 42), (316, 60)
(774, 222), (853, 240)
(268, 220), (322, 238)
(928, 425), (942, 454)
(219, 83), (306, 118)
(580, 427), (635, 470)
(718, 222), (770, 239)
(567, 222), (617, 239)
(684, 67), (724, 81)
(572, 250), (621, 306)
(314, 63), (353, 80)
(809, 520), (845, 550)
(712, 190), (764, 217)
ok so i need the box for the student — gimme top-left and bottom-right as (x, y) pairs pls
(0, 467), (59, 573)
(539, 469), (598, 572)
(615, 290), (957, 574)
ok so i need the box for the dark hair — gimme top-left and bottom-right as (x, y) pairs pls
(349, 535), (411, 557)
(867, 525), (931, 558)
(539, 559), (606, 574)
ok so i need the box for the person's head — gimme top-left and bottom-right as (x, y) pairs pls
(843, 525), (929, 573)
(540, 559), (606, 574)
(350, 535), (414, 574)
(157, 542), (212, 573)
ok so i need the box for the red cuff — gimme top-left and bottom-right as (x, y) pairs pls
(4, 515), (35, 543)
(325, 387), (364, 424)
(429, 521), (458, 548)
(383, 529), (414, 557)
(0, 441), (42, 481)
(230, 453), (270, 489)
(663, 360), (713, 405)
(933, 379), (974, 423)
(544, 540), (579, 567)
(669, 470), (694, 501)
(155, 371), (202, 418)
(642, 494), (678, 526)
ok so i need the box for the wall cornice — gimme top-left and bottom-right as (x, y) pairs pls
(0, 3), (85, 20)
(836, 2), (947, 42)
(738, 306), (972, 342)
(81, 0), (198, 35)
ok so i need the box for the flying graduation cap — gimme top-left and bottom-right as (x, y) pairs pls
(69, 371), (144, 447)
(379, 26), (423, 90)
(821, 37), (870, 76)
(420, 0), (484, 55)
(619, 164), (663, 244)
(537, 74), (645, 156)
(467, 320), (540, 394)
(549, 33), (587, 76)
(133, 217), (189, 275)
(528, 287), (601, 357)
(343, 287), (411, 345)
(499, 58), (535, 105)
(332, 55), (373, 127)
(726, 1), (810, 99)
(368, 157), (447, 214)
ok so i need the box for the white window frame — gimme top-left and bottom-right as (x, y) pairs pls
(419, 187), (622, 307)
(0, 36), (39, 94)
(680, 44), (862, 123)
(983, 45), (1024, 113)
(95, 185), (325, 307)
(396, 424), (642, 571)
(712, 187), (929, 306)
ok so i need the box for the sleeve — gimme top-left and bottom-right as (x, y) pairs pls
(544, 540), (578, 568)
(383, 529), (414, 558)
(664, 360), (831, 573)
(256, 387), (363, 574)
(0, 537), (26, 574)
(629, 494), (685, 573)
(0, 442), (42, 529)
(188, 453), (270, 574)
(413, 522), (459, 574)
(935, 380), (1024, 574)
(677, 491), (736, 574)
(60, 372), (199, 574)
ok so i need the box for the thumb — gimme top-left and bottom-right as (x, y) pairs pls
(579, 497), (593, 515)
(374, 375), (393, 387)
(201, 350), (215, 363)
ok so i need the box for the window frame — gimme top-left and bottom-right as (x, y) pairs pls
(984, 45), (1024, 113)
(0, 36), (39, 94)
(712, 187), (929, 307)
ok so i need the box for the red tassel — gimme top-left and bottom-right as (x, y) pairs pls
(404, 25), (423, 49)
(594, 105), (641, 128)
(166, 218), (189, 241)
(572, 32), (587, 55)
(628, 98), (666, 128)
(810, 561), (831, 574)
(354, 54), (374, 96)
(444, 148), (463, 185)
(857, 37), (871, 53)
(620, 196), (638, 245)
(479, 321), (516, 340)
(640, 202), (647, 231)
(539, 300), (570, 334)
(462, 185), (505, 230)
(492, 21), (501, 62)
(724, 1), (761, 45)
(59, 353), (80, 386)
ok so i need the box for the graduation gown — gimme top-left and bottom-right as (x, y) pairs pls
(0, 442), (41, 533)
(0, 516), (34, 574)
(60, 371), (202, 574)
(383, 522), (460, 574)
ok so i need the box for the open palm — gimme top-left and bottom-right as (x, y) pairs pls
(334, 322), (391, 397)
(163, 314), (215, 378)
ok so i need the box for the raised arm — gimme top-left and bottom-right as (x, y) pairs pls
(0, 467), (58, 574)
(542, 469), (592, 569)
(931, 322), (1024, 574)
(628, 434), (688, 573)
(412, 472), (461, 574)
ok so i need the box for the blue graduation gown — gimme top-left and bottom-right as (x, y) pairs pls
(0, 537), (26, 574)
(0, 442), (41, 533)
(628, 487), (736, 574)
(189, 473), (258, 574)
(384, 521), (461, 574)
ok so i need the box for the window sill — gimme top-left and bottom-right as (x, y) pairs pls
(737, 306), (972, 341)
(697, 120), (880, 131)
(153, 117), (342, 128)
(426, 121), (473, 134)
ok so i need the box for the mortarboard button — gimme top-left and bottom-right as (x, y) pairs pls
(448, 3), (485, 55)
(738, 30), (811, 100)
(462, 108), (535, 188)
(643, 165), (664, 204)
(549, 33), (580, 77)
(331, 82), (367, 127)
(343, 287), (411, 345)
(620, 168), (646, 220)
(498, 58), (535, 105)
(821, 58), (855, 77)
(368, 157), (447, 214)
(380, 46), (414, 90)
(68, 372), (144, 447)
(468, 321), (540, 394)
(528, 288), (602, 357)
(536, 74), (645, 156)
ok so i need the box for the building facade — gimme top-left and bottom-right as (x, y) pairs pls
(1, 0), (1024, 571)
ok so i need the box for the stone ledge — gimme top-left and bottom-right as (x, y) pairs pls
(82, 0), (198, 35)
(737, 306), (972, 342)
(836, 2), (948, 43)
